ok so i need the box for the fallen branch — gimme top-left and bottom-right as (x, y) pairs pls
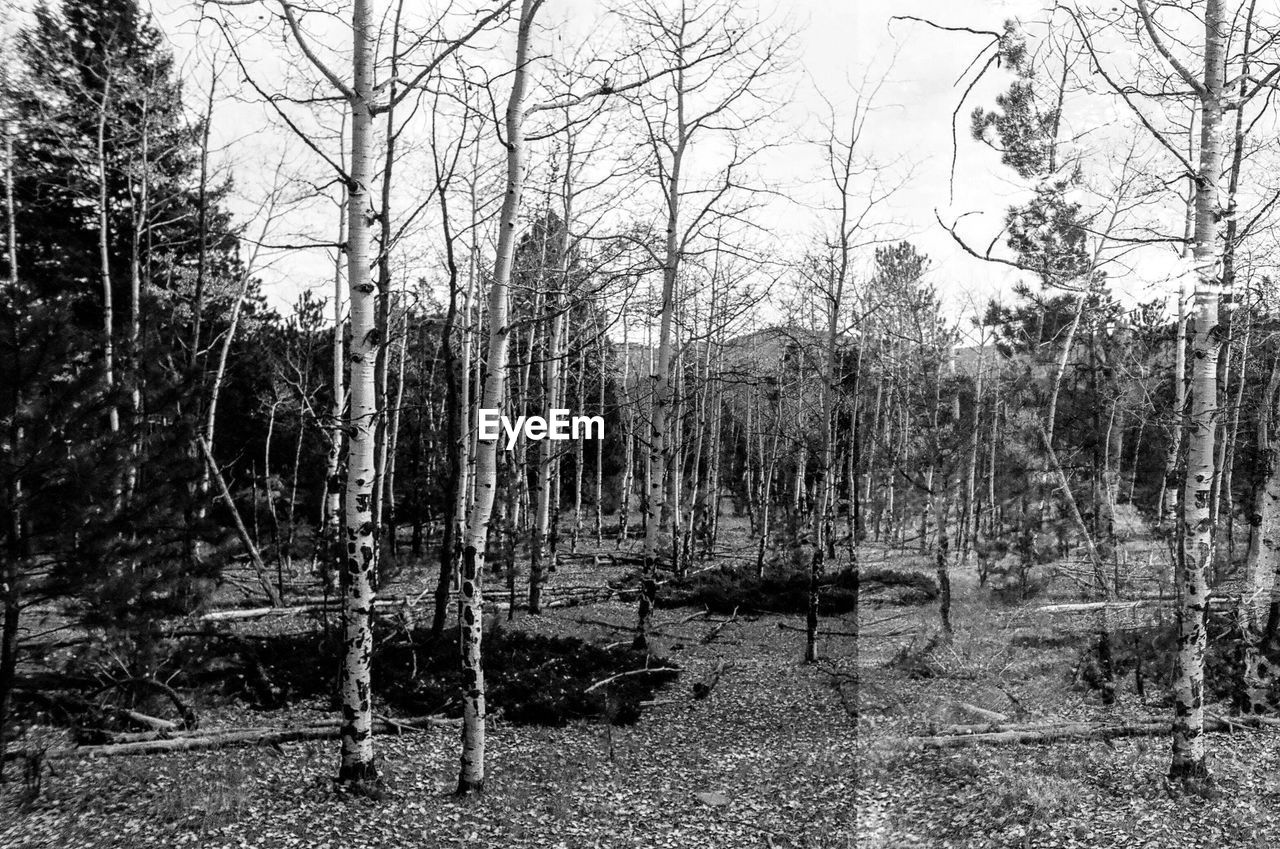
(201, 587), (618, 623)
(197, 435), (281, 607)
(90, 677), (198, 730)
(10, 715), (457, 760)
(198, 595), (417, 622)
(584, 666), (678, 694)
(638, 698), (678, 708)
(702, 607), (738, 644)
(952, 702), (1008, 724)
(932, 718), (1085, 736)
(898, 715), (1280, 749)
(119, 710), (178, 733)
(693, 660), (729, 700)
(1035, 596), (1237, 615)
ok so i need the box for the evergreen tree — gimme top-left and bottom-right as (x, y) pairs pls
(1, 0), (247, 643)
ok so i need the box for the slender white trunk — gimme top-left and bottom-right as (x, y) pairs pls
(96, 77), (119, 439)
(1, 119), (20, 781)
(1169, 0), (1225, 782)
(960, 346), (984, 564)
(571, 350), (585, 551)
(1242, 358), (1280, 711)
(125, 93), (149, 503)
(315, 190), (347, 583)
(458, 0), (537, 793)
(1161, 115), (1196, 528)
(637, 102), (685, 649)
(204, 272), (253, 451)
(383, 307), (409, 550)
(531, 288), (563, 613)
(337, 0), (378, 784)
(808, 264), (842, 662)
(617, 314), (634, 546)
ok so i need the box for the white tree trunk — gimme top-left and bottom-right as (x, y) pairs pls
(1242, 359), (1280, 711)
(458, 0), (538, 793)
(1161, 143), (1195, 528)
(314, 189), (347, 585)
(96, 77), (119, 441)
(637, 127), (685, 649)
(337, 0), (379, 784)
(530, 287), (564, 613)
(1168, 0), (1226, 783)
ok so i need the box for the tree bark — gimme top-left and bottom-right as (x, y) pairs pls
(0, 120), (20, 781)
(458, 0), (538, 793)
(336, 0), (379, 785)
(1241, 357), (1280, 712)
(637, 93), (685, 651)
(1157, 0), (1226, 784)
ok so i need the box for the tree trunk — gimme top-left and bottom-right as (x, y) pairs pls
(1240, 357), (1280, 712)
(571, 349), (586, 553)
(458, 0), (537, 792)
(530, 284), (564, 614)
(637, 110), (686, 651)
(313, 184), (347, 587)
(594, 321), (606, 546)
(0, 119), (20, 781)
(1167, 0), (1226, 783)
(336, 0), (379, 785)
(617, 313), (634, 548)
(1219, 313), (1250, 569)
(198, 437), (281, 607)
(96, 76), (119, 444)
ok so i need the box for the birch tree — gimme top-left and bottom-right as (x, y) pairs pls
(209, 0), (514, 790)
(1070, 0), (1245, 785)
(624, 0), (787, 649)
(458, 0), (541, 793)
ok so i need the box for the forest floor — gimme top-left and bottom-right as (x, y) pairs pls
(7, 508), (1272, 848)
(0, 526), (859, 849)
(857, 506), (1280, 848)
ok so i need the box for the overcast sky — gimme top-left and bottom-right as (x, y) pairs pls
(12, 0), (1210, 326)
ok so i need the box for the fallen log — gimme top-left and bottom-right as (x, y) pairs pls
(951, 703), (1008, 725)
(120, 710), (178, 733)
(932, 718), (1087, 736)
(1034, 596), (1238, 615)
(91, 677), (198, 730)
(693, 660), (729, 700)
(898, 715), (1280, 749)
(542, 590), (617, 609)
(584, 666), (679, 694)
(201, 588), (617, 623)
(9, 715), (458, 761)
(198, 595), (419, 622)
(702, 608), (738, 644)
(98, 713), (450, 745)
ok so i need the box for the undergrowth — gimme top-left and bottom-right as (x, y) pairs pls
(183, 624), (680, 727)
(640, 565), (870, 614)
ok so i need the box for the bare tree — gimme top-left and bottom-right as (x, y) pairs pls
(621, 0), (788, 649)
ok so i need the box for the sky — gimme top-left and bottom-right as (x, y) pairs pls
(769, 0), (1045, 313)
(8, 0), (1210, 326)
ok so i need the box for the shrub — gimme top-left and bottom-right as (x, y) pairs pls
(177, 624), (679, 727)
(860, 565), (939, 605)
(1077, 612), (1236, 703)
(987, 558), (1053, 604)
(885, 634), (945, 679)
(652, 565), (862, 614)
